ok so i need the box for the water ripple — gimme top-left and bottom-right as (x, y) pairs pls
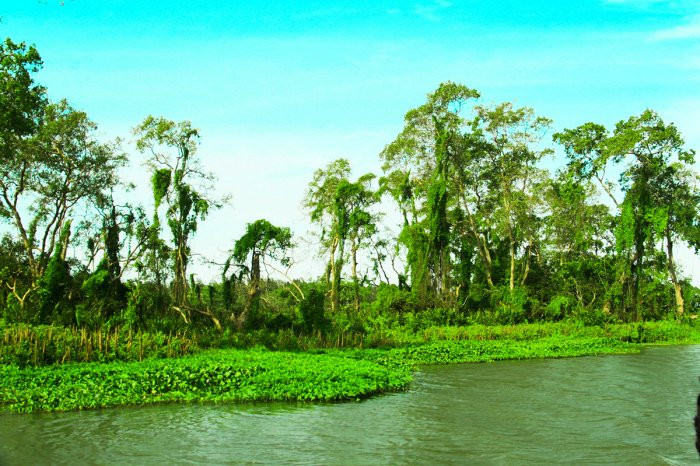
(1, 345), (698, 465)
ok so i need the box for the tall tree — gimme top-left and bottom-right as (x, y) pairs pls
(380, 81), (480, 304)
(0, 38), (45, 163)
(0, 98), (125, 310)
(555, 110), (698, 319)
(654, 163), (699, 316)
(134, 116), (218, 321)
(470, 103), (552, 293)
(334, 174), (379, 313)
(304, 158), (351, 313)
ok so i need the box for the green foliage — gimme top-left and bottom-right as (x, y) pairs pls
(233, 219), (292, 265)
(0, 324), (196, 367)
(298, 288), (328, 332)
(151, 169), (171, 208)
(489, 286), (530, 324)
(0, 348), (410, 413)
(544, 295), (574, 321)
(372, 284), (416, 315)
(123, 283), (172, 329)
(365, 337), (635, 367)
(77, 259), (128, 328)
(36, 223), (73, 325)
(0, 38), (45, 155)
(0, 49), (698, 369)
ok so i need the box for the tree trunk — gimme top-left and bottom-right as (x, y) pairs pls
(374, 245), (391, 284)
(440, 247), (450, 299)
(482, 237), (495, 288)
(330, 236), (341, 313)
(325, 237), (337, 286)
(665, 227), (684, 317)
(461, 196), (494, 288)
(505, 191), (515, 293)
(509, 237), (516, 292)
(174, 241), (189, 310)
(520, 242), (531, 286)
(351, 237), (360, 314)
(239, 251), (260, 329)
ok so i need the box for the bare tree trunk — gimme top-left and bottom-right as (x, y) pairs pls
(239, 251), (260, 329)
(330, 236), (340, 313)
(461, 196), (494, 288)
(374, 244), (391, 284)
(440, 247), (450, 299)
(665, 227), (684, 317)
(520, 242), (531, 286)
(351, 237), (360, 314)
(509, 237), (516, 292)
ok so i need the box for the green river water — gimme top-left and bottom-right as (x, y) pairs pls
(1, 344), (699, 464)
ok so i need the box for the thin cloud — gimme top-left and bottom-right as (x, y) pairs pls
(604, 0), (691, 6)
(652, 17), (700, 40)
(414, 0), (452, 22)
(604, 0), (663, 4)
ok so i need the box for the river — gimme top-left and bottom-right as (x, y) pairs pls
(1, 344), (698, 464)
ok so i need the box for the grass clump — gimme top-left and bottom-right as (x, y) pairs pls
(0, 324), (197, 367)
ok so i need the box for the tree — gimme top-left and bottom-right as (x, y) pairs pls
(334, 174), (379, 313)
(380, 82), (480, 305)
(607, 111), (697, 318)
(305, 159), (379, 314)
(36, 220), (73, 324)
(542, 169), (615, 311)
(654, 163), (699, 316)
(304, 159), (351, 313)
(0, 38), (123, 320)
(134, 116), (218, 322)
(78, 197), (144, 325)
(470, 103), (552, 293)
(0, 97), (125, 313)
(555, 110), (698, 319)
(0, 38), (45, 163)
(231, 219), (292, 328)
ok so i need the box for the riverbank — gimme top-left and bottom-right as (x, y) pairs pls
(0, 335), (642, 413)
(3, 320), (699, 368)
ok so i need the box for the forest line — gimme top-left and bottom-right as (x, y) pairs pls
(1, 36), (699, 337)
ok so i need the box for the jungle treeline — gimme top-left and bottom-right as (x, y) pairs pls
(1, 37), (699, 337)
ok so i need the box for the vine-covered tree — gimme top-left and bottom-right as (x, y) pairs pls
(134, 116), (219, 322)
(555, 110), (698, 320)
(231, 219), (292, 328)
(380, 82), (480, 305)
(304, 158), (351, 313)
(0, 39), (126, 319)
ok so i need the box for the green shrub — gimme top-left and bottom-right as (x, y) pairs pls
(299, 288), (328, 333)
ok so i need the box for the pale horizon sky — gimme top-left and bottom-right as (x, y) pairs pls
(2, 0), (700, 284)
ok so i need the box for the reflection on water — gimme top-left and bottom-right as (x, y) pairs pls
(1, 345), (698, 464)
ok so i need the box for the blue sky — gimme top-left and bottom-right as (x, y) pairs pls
(2, 0), (700, 281)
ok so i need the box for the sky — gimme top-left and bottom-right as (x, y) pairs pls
(2, 0), (700, 283)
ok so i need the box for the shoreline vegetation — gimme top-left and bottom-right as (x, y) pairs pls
(1, 39), (700, 416)
(2, 320), (698, 414)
